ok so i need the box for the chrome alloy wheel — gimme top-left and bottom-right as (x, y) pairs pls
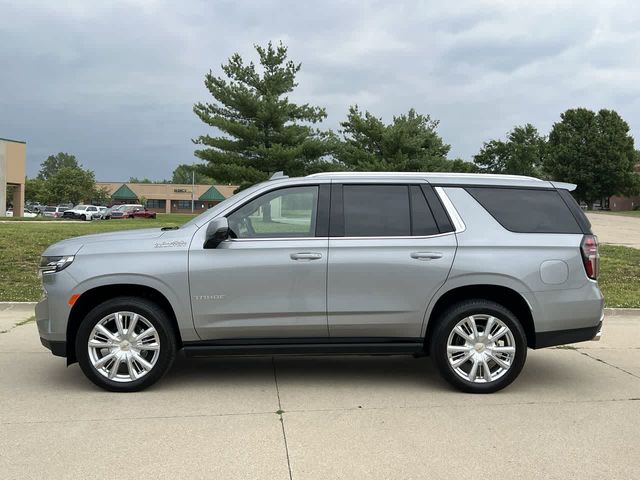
(446, 314), (516, 383)
(87, 311), (160, 383)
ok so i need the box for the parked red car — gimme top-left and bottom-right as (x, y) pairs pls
(128, 206), (157, 219)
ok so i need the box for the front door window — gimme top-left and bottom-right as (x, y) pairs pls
(227, 186), (318, 238)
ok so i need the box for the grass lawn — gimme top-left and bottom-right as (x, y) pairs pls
(590, 210), (640, 218)
(1, 219), (639, 308)
(598, 244), (640, 308)
(0, 215), (193, 301)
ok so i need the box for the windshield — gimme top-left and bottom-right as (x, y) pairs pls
(181, 182), (269, 228)
(74, 205), (87, 210)
(44, 206), (56, 212)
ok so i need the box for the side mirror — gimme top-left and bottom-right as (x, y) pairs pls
(204, 217), (230, 249)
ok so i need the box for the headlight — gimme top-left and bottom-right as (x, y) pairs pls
(39, 256), (75, 275)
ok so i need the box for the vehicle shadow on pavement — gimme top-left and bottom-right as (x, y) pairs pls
(42, 349), (585, 394)
(159, 351), (574, 393)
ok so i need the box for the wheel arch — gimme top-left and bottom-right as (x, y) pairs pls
(66, 284), (183, 365)
(423, 284), (535, 353)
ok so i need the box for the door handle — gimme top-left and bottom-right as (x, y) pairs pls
(410, 252), (443, 260)
(290, 252), (323, 261)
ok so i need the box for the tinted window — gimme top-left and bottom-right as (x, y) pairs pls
(421, 185), (454, 233)
(343, 185), (410, 236)
(466, 187), (582, 233)
(228, 186), (318, 238)
(410, 186), (439, 236)
(557, 189), (592, 234)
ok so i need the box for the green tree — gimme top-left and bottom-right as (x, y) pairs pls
(45, 166), (98, 205)
(37, 152), (79, 181)
(129, 177), (153, 184)
(24, 177), (48, 204)
(31, 154), (107, 205)
(91, 186), (112, 206)
(193, 41), (332, 189)
(171, 164), (213, 184)
(473, 124), (546, 176)
(545, 108), (639, 204)
(334, 106), (476, 172)
(128, 177), (169, 184)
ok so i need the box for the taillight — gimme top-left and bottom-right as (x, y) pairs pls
(580, 235), (599, 280)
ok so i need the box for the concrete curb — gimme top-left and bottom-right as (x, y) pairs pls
(0, 302), (38, 305)
(604, 308), (640, 316)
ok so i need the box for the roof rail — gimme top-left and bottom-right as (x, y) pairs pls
(307, 172), (542, 181)
(269, 171), (288, 180)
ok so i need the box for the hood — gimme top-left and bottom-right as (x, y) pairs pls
(43, 228), (167, 256)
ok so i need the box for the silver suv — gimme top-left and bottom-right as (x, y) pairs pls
(36, 172), (603, 393)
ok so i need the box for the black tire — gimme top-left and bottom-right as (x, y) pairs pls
(75, 296), (177, 392)
(80, 214), (86, 221)
(430, 299), (527, 394)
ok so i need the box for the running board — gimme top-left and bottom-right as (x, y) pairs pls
(182, 341), (424, 357)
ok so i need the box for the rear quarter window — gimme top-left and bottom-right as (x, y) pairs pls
(466, 187), (583, 234)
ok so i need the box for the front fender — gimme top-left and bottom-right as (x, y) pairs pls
(72, 272), (199, 341)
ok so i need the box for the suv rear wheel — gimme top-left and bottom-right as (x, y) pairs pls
(430, 299), (527, 393)
(75, 296), (176, 392)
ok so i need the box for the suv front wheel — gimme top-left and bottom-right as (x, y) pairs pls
(75, 296), (176, 392)
(430, 299), (527, 393)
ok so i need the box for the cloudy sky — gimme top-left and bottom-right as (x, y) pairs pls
(1, 0), (639, 180)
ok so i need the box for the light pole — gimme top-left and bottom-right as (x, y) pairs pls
(191, 164), (195, 214)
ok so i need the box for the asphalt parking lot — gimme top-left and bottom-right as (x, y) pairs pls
(1, 303), (639, 479)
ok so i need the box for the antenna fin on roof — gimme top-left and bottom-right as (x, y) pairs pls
(269, 171), (288, 180)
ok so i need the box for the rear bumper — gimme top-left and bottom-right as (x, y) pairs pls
(534, 319), (603, 349)
(40, 337), (67, 357)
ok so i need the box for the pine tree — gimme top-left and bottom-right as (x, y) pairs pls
(334, 106), (476, 172)
(193, 42), (332, 189)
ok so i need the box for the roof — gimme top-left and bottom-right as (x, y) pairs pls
(0, 137), (26, 144)
(198, 185), (226, 201)
(306, 172), (551, 188)
(111, 184), (138, 199)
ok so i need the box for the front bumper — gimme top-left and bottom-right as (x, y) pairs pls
(36, 269), (77, 357)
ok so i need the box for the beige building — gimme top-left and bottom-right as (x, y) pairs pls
(96, 182), (237, 214)
(0, 138), (26, 217)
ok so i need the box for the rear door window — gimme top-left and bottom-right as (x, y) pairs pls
(466, 187), (583, 233)
(343, 185), (411, 237)
(410, 186), (439, 236)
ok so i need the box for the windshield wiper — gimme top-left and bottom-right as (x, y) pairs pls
(161, 226), (179, 231)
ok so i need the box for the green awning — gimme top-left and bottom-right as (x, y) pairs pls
(111, 184), (138, 200)
(198, 186), (225, 202)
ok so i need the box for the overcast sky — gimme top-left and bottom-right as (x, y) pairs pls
(1, 0), (639, 180)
